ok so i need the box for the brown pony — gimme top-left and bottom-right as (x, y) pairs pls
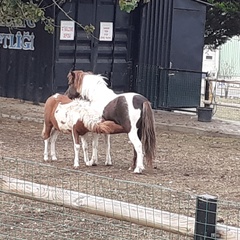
(42, 93), (124, 168)
(66, 70), (156, 173)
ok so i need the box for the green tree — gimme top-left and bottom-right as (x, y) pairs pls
(0, 0), (142, 33)
(1, 0), (240, 49)
(0, 0), (55, 33)
(119, 0), (240, 48)
(204, 0), (240, 48)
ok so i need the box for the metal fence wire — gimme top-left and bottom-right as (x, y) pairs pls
(0, 157), (239, 240)
(135, 65), (204, 109)
(135, 65), (240, 119)
(201, 78), (240, 121)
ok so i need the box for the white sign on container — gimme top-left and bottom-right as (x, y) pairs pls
(60, 21), (75, 40)
(99, 22), (113, 41)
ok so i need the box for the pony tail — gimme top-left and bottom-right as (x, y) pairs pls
(141, 101), (156, 168)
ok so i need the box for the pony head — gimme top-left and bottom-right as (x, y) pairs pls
(67, 70), (94, 99)
(66, 70), (111, 101)
(66, 71), (84, 99)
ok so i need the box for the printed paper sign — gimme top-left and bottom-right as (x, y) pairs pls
(60, 21), (75, 40)
(99, 22), (113, 41)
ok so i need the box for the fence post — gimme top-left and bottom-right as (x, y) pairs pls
(194, 194), (218, 240)
(204, 79), (210, 107)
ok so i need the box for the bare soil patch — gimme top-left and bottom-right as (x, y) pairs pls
(0, 100), (240, 239)
(1, 117), (240, 200)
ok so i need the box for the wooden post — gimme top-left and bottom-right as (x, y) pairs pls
(0, 175), (239, 239)
(194, 194), (217, 239)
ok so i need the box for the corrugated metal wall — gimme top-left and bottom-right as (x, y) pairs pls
(135, 0), (207, 109)
(170, 0), (206, 71)
(137, 0), (173, 68)
(0, 13), (54, 103)
(54, 0), (133, 94)
(135, 0), (173, 106)
(219, 36), (240, 78)
(0, 0), (207, 108)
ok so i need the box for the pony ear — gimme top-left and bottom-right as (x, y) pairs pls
(67, 70), (75, 84)
(71, 71), (75, 81)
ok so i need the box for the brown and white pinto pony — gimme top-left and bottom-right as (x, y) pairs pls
(42, 93), (124, 168)
(66, 70), (156, 173)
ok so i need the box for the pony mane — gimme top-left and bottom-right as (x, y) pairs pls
(87, 74), (108, 86)
(68, 70), (112, 101)
(81, 74), (116, 103)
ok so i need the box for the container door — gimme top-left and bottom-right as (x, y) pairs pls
(167, 0), (206, 108)
(54, 0), (133, 93)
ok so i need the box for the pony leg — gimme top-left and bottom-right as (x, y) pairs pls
(73, 142), (81, 169)
(128, 130), (144, 173)
(81, 134), (92, 166)
(71, 130), (81, 169)
(42, 122), (52, 161)
(104, 134), (112, 166)
(90, 133), (99, 165)
(43, 138), (49, 161)
(50, 129), (59, 161)
(128, 149), (137, 171)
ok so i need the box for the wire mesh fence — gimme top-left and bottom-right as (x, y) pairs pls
(135, 65), (204, 109)
(201, 78), (240, 121)
(0, 157), (194, 240)
(0, 157), (240, 239)
(135, 64), (240, 121)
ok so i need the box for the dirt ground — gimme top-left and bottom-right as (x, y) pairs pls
(1, 116), (240, 199)
(0, 97), (240, 239)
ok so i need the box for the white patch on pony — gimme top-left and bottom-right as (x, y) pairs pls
(119, 93), (144, 173)
(54, 99), (103, 132)
(81, 75), (117, 114)
(53, 93), (60, 99)
(119, 92), (142, 125)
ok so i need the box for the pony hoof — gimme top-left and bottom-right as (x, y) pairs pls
(92, 163), (98, 166)
(85, 161), (93, 166)
(105, 162), (113, 166)
(133, 167), (144, 174)
(73, 166), (80, 169)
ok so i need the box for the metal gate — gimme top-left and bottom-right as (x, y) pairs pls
(54, 0), (134, 93)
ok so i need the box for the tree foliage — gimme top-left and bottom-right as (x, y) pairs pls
(0, 0), (240, 49)
(0, 0), (143, 32)
(0, 0), (55, 33)
(204, 0), (240, 48)
(119, 0), (139, 12)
